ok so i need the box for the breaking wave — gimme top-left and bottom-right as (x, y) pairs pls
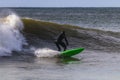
(0, 11), (26, 56)
(22, 18), (120, 54)
(0, 11), (120, 57)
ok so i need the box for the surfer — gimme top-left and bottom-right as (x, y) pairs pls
(55, 31), (69, 51)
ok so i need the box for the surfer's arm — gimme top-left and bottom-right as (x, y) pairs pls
(64, 36), (69, 45)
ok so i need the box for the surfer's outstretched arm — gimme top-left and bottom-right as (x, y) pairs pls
(64, 35), (69, 45)
(62, 31), (68, 45)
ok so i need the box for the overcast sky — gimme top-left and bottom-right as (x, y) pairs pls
(0, 0), (120, 7)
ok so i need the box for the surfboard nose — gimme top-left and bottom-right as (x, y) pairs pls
(60, 48), (84, 57)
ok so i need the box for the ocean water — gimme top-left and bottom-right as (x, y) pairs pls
(0, 8), (120, 80)
(11, 7), (120, 32)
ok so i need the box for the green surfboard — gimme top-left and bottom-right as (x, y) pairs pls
(60, 48), (84, 57)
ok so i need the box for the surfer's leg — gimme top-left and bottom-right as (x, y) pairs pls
(55, 42), (61, 51)
(60, 42), (67, 51)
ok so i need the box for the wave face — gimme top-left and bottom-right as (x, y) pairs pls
(22, 18), (120, 53)
(0, 11), (26, 56)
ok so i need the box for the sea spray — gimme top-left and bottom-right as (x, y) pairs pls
(34, 48), (60, 58)
(0, 12), (26, 56)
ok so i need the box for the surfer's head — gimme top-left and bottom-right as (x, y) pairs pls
(62, 31), (65, 34)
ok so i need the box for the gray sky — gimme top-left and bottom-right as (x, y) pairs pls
(0, 0), (120, 7)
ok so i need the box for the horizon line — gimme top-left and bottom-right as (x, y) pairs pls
(0, 6), (120, 8)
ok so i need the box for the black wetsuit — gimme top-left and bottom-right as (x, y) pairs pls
(55, 31), (69, 51)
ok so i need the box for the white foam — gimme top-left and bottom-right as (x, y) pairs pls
(34, 48), (60, 58)
(0, 12), (26, 56)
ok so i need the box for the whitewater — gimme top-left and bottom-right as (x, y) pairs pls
(0, 12), (26, 56)
(0, 10), (59, 57)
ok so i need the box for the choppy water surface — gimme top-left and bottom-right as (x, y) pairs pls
(0, 50), (120, 80)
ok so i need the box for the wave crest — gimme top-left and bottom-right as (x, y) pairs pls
(0, 11), (26, 56)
